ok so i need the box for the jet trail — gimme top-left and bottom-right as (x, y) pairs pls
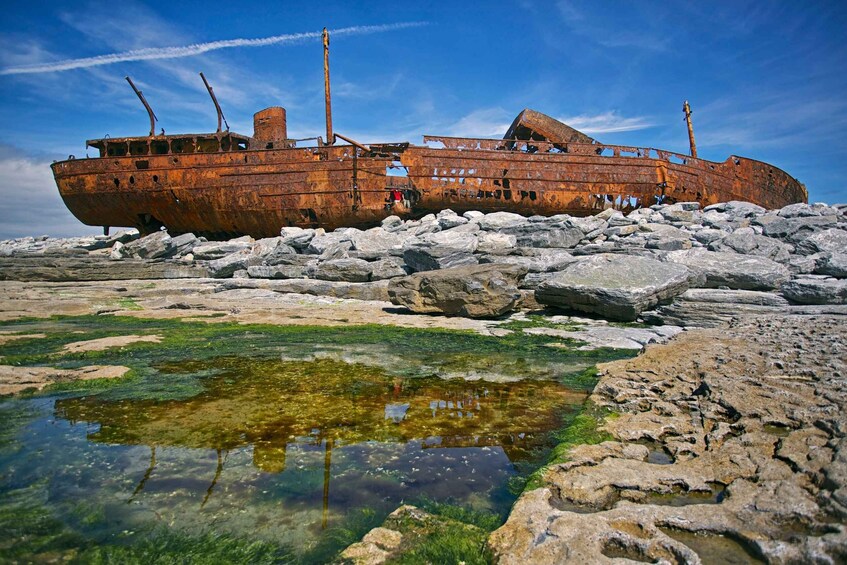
(0, 22), (426, 76)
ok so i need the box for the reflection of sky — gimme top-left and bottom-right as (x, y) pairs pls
(383, 402), (409, 423)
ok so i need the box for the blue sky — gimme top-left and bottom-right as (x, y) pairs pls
(1, 1), (845, 238)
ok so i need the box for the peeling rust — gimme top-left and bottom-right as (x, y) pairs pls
(50, 33), (807, 238)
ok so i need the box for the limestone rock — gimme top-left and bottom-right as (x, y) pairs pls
(313, 258), (373, 282)
(709, 230), (793, 262)
(369, 257), (408, 280)
(761, 215), (840, 244)
(665, 248), (790, 290)
(479, 250), (578, 273)
(351, 227), (408, 259)
(795, 228), (847, 255)
(206, 249), (257, 278)
(477, 211), (527, 231)
(781, 276), (847, 305)
(403, 248), (464, 272)
(193, 240), (253, 260)
(815, 252), (847, 278)
(119, 231), (174, 259)
(278, 227), (316, 250)
(388, 264), (526, 318)
(305, 229), (356, 255)
(476, 232), (517, 255)
(535, 254), (692, 321)
(641, 288), (791, 327)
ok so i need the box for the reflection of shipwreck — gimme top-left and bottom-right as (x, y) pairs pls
(54, 358), (581, 525)
(52, 29), (807, 238)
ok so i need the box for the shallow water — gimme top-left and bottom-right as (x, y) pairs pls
(0, 316), (629, 562)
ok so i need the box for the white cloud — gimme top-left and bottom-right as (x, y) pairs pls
(0, 22), (427, 76)
(0, 149), (91, 239)
(556, 112), (654, 134)
(446, 108), (513, 138)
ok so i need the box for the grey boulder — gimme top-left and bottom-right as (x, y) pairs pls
(388, 264), (527, 318)
(781, 276), (847, 305)
(665, 248), (790, 290)
(535, 254), (692, 321)
(312, 258), (373, 282)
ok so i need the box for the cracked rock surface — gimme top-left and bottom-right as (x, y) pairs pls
(489, 314), (847, 564)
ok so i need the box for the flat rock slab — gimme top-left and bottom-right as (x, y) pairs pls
(535, 254), (692, 321)
(664, 249), (790, 290)
(62, 334), (162, 354)
(641, 288), (791, 328)
(489, 314), (847, 564)
(0, 364), (131, 395)
(782, 276), (847, 305)
(526, 325), (683, 351)
(388, 264), (527, 318)
(0, 257), (209, 281)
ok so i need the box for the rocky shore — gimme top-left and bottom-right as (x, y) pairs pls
(1, 199), (846, 562)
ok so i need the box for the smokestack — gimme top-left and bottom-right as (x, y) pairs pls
(253, 107), (287, 148)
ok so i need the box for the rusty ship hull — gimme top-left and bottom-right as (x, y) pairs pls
(52, 124), (807, 238)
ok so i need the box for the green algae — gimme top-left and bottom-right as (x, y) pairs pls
(521, 402), (616, 492)
(0, 314), (636, 563)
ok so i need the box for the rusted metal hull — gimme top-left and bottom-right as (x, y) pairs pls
(53, 145), (396, 238)
(52, 133), (806, 238)
(401, 137), (807, 216)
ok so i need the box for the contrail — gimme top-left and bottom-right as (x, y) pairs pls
(0, 22), (426, 76)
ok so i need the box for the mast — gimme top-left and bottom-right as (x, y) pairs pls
(125, 76), (158, 137)
(323, 27), (334, 145)
(200, 72), (228, 134)
(683, 100), (697, 158)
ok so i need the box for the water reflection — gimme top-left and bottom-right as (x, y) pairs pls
(54, 357), (585, 528)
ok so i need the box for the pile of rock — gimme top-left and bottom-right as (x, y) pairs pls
(2, 200), (845, 321)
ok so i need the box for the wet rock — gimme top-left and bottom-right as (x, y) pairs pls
(490, 314), (847, 564)
(535, 254), (692, 321)
(525, 325), (683, 351)
(313, 258), (373, 282)
(665, 249), (790, 290)
(388, 264), (526, 318)
(781, 276), (847, 305)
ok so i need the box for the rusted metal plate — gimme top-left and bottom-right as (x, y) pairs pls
(52, 109), (807, 238)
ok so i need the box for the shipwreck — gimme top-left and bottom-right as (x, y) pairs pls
(52, 29), (807, 239)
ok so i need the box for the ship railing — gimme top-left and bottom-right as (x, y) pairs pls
(421, 135), (707, 167)
(86, 133), (251, 158)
